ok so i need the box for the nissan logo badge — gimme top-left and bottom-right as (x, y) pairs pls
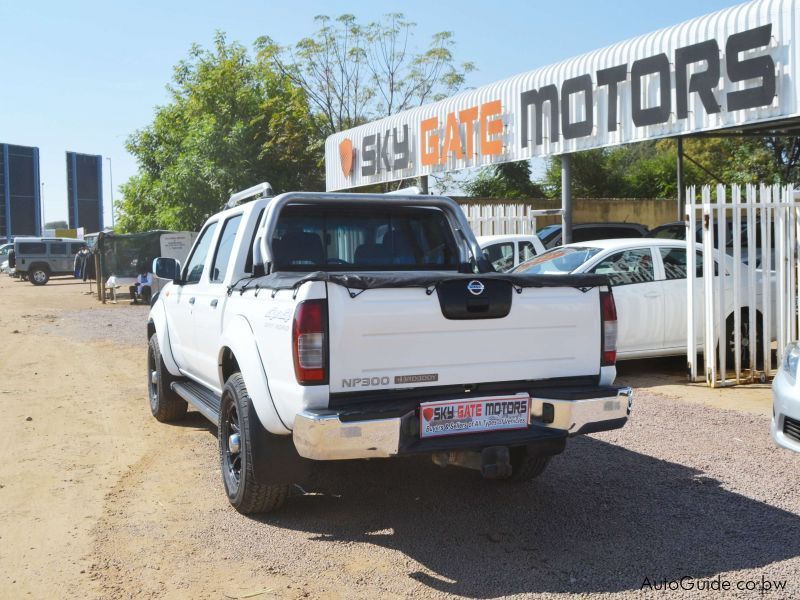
(467, 280), (485, 296)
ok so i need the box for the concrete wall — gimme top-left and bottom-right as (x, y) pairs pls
(456, 197), (679, 229)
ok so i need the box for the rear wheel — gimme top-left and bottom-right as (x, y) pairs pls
(147, 333), (187, 422)
(219, 373), (289, 514)
(29, 266), (49, 285)
(725, 311), (764, 371)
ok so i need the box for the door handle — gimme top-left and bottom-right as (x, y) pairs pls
(644, 292), (659, 298)
(189, 297), (195, 305)
(210, 299), (218, 308)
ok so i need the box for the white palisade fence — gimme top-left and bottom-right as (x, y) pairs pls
(686, 184), (798, 387)
(462, 204), (564, 237)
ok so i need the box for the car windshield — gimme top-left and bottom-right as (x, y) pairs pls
(536, 225), (561, 242)
(513, 246), (602, 274)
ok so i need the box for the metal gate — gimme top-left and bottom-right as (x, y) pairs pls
(686, 184), (798, 386)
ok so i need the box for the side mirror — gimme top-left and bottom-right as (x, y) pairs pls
(153, 257), (181, 284)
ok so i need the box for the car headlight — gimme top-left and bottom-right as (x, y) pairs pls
(783, 342), (800, 380)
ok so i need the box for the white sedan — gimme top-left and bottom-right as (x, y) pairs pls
(513, 238), (768, 361)
(478, 235), (545, 273)
(772, 342), (800, 453)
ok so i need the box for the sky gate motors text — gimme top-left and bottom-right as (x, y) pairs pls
(357, 24), (777, 178)
(521, 24), (776, 147)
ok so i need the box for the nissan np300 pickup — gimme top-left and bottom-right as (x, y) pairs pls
(147, 185), (632, 513)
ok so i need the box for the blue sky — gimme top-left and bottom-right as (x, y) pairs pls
(0, 0), (736, 225)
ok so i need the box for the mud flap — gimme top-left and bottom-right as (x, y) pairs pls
(246, 398), (313, 485)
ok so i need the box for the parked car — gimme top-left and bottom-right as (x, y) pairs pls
(513, 238), (772, 361)
(772, 342), (800, 453)
(648, 219), (775, 268)
(648, 221), (690, 241)
(477, 234), (545, 272)
(147, 186), (632, 514)
(537, 222), (649, 249)
(0, 243), (12, 275)
(13, 237), (86, 285)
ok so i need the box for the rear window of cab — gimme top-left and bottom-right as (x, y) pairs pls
(272, 205), (460, 271)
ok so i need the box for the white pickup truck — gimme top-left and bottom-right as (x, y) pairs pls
(147, 185), (632, 514)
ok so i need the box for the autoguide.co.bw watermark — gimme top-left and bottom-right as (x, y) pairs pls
(641, 574), (788, 594)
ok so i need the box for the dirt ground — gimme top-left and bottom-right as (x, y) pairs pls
(1, 275), (799, 599)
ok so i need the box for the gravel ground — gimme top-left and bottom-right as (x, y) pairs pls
(46, 304), (150, 347)
(195, 394), (800, 598)
(22, 297), (800, 598)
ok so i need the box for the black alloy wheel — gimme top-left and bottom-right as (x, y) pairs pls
(221, 398), (242, 495)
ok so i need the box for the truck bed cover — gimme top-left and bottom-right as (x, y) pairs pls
(232, 270), (609, 295)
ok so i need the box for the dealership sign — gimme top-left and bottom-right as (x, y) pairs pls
(325, 0), (799, 191)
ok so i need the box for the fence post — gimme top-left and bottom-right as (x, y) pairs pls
(793, 189), (799, 344)
(777, 185), (787, 364)
(732, 184), (742, 383)
(716, 184), (727, 383)
(760, 184), (772, 379)
(746, 185), (757, 378)
(686, 185), (698, 382)
(702, 186), (717, 386)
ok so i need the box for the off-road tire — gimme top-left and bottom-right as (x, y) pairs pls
(29, 266), (50, 285)
(509, 448), (550, 482)
(219, 373), (289, 514)
(147, 333), (187, 422)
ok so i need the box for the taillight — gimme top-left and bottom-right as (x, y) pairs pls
(600, 290), (618, 366)
(292, 299), (328, 385)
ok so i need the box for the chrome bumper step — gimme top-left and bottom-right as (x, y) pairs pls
(293, 387), (633, 461)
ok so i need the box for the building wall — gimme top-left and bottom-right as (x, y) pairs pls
(0, 143), (41, 240)
(66, 152), (103, 233)
(457, 197), (678, 229)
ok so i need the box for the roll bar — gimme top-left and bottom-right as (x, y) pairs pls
(226, 182), (273, 209)
(255, 191), (491, 273)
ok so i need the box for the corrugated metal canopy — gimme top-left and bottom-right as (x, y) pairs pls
(325, 0), (800, 191)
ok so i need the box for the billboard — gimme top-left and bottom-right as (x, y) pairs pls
(326, 0), (800, 190)
(67, 152), (103, 233)
(0, 144), (41, 239)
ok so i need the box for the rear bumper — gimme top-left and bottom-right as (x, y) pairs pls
(293, 387), (633, 460)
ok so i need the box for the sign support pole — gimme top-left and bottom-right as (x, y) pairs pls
(561, 154), (572, 244)
(677, 137), (685, 221)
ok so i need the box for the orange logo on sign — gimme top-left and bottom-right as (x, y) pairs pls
(339, 139), (354, 177)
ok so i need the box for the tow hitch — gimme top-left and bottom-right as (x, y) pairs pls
(431, 446), (513, 479)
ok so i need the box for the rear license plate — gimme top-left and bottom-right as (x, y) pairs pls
(419, 395), (531, 439)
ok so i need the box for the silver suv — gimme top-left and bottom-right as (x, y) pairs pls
(14, 237), (86, 285)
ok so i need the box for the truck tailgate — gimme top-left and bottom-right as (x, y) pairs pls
(327, 280), (601, 394)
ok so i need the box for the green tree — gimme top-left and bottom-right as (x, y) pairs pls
(257, 13), (475, 137)
(540, 136), (800, 199)
(542, 149), (628, 198)
(715, 136), (800, 184)
(462, 161), (544, 199)
(116, 33), (322, 233)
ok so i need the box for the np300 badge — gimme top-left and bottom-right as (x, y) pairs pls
(467, 280), (485, 296)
